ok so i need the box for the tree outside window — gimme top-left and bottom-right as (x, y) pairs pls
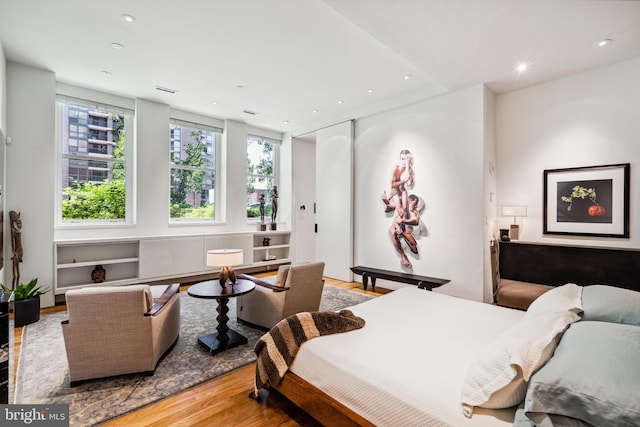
(247, 135), (277, 219)
(59, 100), (130, 222)
(170, 123), (217, 220)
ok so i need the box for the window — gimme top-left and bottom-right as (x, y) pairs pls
(247, 134), (278, 220)
(56, 96), (133, 223)
(170, 119), (220, 221)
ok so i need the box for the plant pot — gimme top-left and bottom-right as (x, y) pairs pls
(14, 297), (41, 327)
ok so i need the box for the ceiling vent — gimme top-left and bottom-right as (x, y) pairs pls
(155, 86), (177, 94)
(243, 109), (258, 115)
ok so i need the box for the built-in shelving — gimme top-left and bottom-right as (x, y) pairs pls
(54, 240), (140, 294)
(252, 230), (291, 266)
(54, 231), (291, 294)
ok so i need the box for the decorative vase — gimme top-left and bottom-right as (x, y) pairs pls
(14, 297), (40, 327)
(91, 265), (106, 283)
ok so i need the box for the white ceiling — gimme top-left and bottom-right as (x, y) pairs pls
(1, 0), (639, 135)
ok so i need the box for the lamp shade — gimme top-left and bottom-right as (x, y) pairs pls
(207, 249), (243, 268)
(501, 206), (527, 217)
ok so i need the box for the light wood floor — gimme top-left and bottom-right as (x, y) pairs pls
(13, 275), (384, 426)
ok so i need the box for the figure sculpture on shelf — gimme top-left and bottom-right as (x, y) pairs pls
(9, 210), (23, 288)
(259, 194), (266, 223)
(259, 193), (267, 231)
(270, 186), (278, 230)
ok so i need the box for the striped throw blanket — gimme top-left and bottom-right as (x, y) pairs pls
(252, 310), (366, 397)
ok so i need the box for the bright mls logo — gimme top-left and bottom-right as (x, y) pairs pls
(1, 405), (69, 426)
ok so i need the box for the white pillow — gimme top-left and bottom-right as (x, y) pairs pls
(525, 283), (583, 319)
(460, 310), (580, 416)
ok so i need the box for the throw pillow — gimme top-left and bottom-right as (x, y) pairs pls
(460, 310), (580, 416)
(524, 283), (582, 319)
(581, 285), (640, 326)
(524, 321), (640, 426)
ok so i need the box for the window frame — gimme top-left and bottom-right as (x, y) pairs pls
(169, 118), (222, 224)
(55, 94), (135, 227)
(246, 134), (280, 222)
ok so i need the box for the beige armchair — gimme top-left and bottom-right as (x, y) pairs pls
(237, 262), (325, 330)
(62, 283), (181, 385)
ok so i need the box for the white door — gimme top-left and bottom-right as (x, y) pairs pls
(292, 136), (316, 263)
(315, 121), (353, 281)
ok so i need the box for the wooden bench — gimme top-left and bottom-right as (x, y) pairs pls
(350, 266), (450, 291)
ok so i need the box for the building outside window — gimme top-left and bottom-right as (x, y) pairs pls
(57, 96), (133, 223)
(247, 134), (278, 220)
(170, 120), (220, 221)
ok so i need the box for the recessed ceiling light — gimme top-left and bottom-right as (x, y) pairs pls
(312, 109), (319, 114)
(237, 85), (244, 89)
(283, 120), (290, 124)
(403, 74), (412, 80)
(597, 38), (612, 47)
(121, 14), (136, 23)
(367, 89), (375, 94)
(337, 100), (344, 104)
(211, 101), (219, 105)
(101, 70), (112, 76)
(515, 63), (528, 73)
(111, 42), (125, 50)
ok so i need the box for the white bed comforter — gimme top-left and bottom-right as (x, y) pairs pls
(289, 287), (525, 426)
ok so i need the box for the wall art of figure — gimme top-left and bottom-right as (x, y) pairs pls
(382, 149), (427, 269)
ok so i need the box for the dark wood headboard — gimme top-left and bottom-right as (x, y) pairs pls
(498, 241), (640, 293)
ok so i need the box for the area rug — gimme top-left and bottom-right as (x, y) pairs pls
(15, 284), (372, 426)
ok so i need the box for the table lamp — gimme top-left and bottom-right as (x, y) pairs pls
(501, 206), (527, 241)
(207, 249), (243, 288)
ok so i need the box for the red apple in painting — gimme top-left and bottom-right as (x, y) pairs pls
(588, 205), (606, 216)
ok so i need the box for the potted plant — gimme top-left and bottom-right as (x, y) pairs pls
(1, 278), (50, 327)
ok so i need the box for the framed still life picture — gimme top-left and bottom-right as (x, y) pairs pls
(543, 163), (630, 238)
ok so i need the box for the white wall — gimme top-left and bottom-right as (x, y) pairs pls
(6, 63), (56, 307)
(0, 41), (5, 131)
(0, 42), (5, 288)
(482, 87), (498, 302)
(496, 57), (640, 249)
(354, 85), (487, 301)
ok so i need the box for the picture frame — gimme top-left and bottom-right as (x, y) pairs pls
(543, 163), (630, 238)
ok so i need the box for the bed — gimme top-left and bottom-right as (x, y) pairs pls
(259, 284), (640, 426)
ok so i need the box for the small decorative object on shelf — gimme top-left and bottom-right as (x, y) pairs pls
(91, 265), (106, 283)
(263, 250), (277, 261)
(262, 237), (271, 246)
